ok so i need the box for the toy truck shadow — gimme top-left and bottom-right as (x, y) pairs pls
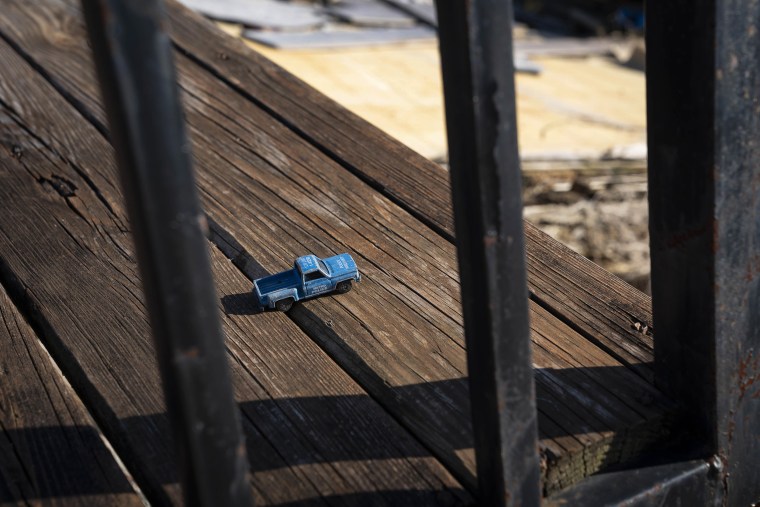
(221, 288), (358, 316)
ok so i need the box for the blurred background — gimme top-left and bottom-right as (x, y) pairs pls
(179, 0), (649, 291)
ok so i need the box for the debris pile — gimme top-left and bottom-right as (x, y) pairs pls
(178, 0), (438, 49)
(523, 164), (650, 291)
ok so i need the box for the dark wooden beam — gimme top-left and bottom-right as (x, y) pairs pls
(547, 460), (718, 506)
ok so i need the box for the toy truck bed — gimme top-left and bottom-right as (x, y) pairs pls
(255, 270), (300, 295)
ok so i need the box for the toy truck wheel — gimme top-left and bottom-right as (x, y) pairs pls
(275, 298), (294, 312)
(336, 281), (352, 294)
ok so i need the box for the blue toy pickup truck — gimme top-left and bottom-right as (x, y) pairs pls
(253, 253), (360, 311)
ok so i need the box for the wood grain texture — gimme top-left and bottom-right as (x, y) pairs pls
(0, 35), (468, 507)
(161, 0), (656, 376)
(0, 0), (669, 494)
(0, 287), (143, 506)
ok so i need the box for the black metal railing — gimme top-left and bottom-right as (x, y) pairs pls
(81, 2), (251, 506)
(435, 0), (540, 504)
(81, 0), (760, 505)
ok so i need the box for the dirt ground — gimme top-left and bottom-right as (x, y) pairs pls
(522, 166), (650, 292)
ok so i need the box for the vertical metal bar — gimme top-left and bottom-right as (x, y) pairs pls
(434, 1), (541, 505)
(647, 0), (760, 504)
(80, 1), (252, 506)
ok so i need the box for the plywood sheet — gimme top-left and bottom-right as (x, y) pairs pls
(244, 39), (646, 161)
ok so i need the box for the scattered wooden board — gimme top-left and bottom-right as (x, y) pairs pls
(380, 0), (437, 26)
(241, 38), (646, 161)
(177, 0), (325, 31)
(245, 26), (435, 49)
(326, 0), (417, 27)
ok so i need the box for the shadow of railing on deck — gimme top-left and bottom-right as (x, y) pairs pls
(1, 363), (671, 504)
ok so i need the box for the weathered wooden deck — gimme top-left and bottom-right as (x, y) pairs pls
(0, 0), (671, 504)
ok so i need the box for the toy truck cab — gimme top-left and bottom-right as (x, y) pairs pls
(254, 253), (360, 311)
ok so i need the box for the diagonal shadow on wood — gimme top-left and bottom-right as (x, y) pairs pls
(1, 364), (673, 503)
(0, 424), (135, 499)
(219, 291), (674, 494)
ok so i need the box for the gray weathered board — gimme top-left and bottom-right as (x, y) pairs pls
(0, 0), (668, 502)
(245, 26), (435, 49)
(177, 0), (325, 30)
(515, 37), (620, 57)
(326, 0), (417, 27)
(380, 0), (437, 26)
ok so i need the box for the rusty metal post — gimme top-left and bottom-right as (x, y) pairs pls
(647, 0), (760, 503)
(434, 0), (541, 505)
(80, 1), (253, 505)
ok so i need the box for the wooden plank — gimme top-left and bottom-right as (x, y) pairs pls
(326, 1), (417, 28)
(0, 37), (468, 507)
(177, 0), (325, 30)
(159, 0), (657, 376)
(0, 0), (669, 492)
(3, 2), (662, 492)
(379, 0), (437, 26)
(0, 286), (143, 506)
(244, 27), (435, 50)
